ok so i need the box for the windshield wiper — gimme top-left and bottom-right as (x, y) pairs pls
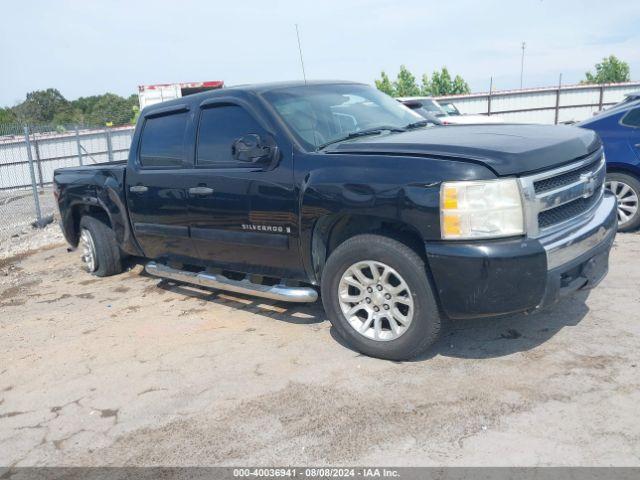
(404, 120), (431, 129)
(316, 126), (406, 151)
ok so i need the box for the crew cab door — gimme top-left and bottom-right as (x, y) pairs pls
(184, 100), (303, 278)
(126, 105), (199, 260)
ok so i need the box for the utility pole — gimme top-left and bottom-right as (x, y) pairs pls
(295, 24), (307, 85)
(520, 41), (526, 89)
(554, 73), (563, 124)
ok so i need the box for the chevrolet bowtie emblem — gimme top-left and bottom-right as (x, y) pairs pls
(580, 171), (597, 198)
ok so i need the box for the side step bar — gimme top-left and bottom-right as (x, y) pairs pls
(145, 262), (318, 303)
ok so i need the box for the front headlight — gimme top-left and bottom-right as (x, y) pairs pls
(440, 178), (524, 239)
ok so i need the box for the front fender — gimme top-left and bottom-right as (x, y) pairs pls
(295, 152), (497, 282)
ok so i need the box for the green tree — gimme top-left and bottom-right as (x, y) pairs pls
(424, 67), (471, 96)
(374, 71), (396, 96)
(72, 95), (102, 118)
(583, 55), (631, 84)
(451, 75), (471, 95)
(0, 107), (17, 124)
(131, 105), (141, 124)
(51, 108), (82, 126)
(4, 90), (139, 127)
(85, 93), (136, 126)
(393, 65), (420, 97)
(376, 66), (470, 97)
(126, 94), (140, 124)
(420, 74), (432, 95)
(430, 67), (453, 95)
(13, 88), (74, 124)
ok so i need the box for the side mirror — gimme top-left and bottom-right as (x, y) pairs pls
(232, 134), (276, 164)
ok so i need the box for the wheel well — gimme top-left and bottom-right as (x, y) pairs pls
(312, 214), (425, 281)
(71, 204), (112, 244)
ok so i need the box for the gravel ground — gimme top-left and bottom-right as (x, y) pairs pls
(0, 187), (60, 259)
(0, 221), (64, 261)
(0, 232), (639, 467)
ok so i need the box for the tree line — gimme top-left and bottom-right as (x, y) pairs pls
(0, 88), (139, 127)
(375, 55), (632, 97)
(375, 65), (471, 97)
(0, 56), (631, 127)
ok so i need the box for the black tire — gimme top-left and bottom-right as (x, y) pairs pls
(606, 172), (640, 232)
(79, 216), (123, 277)
(321, 234), (441, 361)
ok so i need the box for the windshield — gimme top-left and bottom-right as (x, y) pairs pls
(262, 84), (424, 151)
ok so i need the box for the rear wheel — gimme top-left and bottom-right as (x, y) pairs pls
(605, 172), (640, 232)
(321, 234), (441, 360)
(79, 216), (123, 277)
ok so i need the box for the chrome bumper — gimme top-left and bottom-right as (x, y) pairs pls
(540, 192), (617, 271)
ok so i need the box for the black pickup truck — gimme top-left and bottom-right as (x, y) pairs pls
(54, 81), (617, 360)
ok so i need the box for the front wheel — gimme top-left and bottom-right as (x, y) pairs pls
(321, 234), (441, 361)
(605, 172), (640, 232)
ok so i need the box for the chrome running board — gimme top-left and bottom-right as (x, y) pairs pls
(145, 262), (318, 303)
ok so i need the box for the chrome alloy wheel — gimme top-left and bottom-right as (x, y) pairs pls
(606, 179), (639, 226)
(338, 261), (414, 341)
(79, 228), (97, 272)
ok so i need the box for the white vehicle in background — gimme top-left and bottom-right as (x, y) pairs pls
(138, 81), (224, 109)
(398, 96), (504, 125)
(437, 99), (462, 116)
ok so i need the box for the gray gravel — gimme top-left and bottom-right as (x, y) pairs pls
(0, 187), (60, 259)
(0, 221), (63, 261)
(0, 232), (639, 466)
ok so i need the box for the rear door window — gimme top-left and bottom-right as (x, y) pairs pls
(139, 112), (188, 167)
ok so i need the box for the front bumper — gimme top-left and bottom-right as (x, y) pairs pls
(425, 193), (617, 319)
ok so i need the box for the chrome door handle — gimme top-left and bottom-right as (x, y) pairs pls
(635, 143), (640, 148)
(129, 185), (148, 193)
(189, 186), (214, 195)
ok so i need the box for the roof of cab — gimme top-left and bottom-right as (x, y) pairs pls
(141, 80), (365, 115)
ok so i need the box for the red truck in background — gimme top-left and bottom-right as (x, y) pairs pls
(137, 81), (224, 109)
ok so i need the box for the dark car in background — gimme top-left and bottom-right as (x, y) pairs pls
(579, 98), (640, 231)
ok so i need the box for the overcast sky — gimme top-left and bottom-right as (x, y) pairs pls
(2, 0), (639, 106)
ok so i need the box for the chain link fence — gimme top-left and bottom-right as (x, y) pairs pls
(0, 123), (135, 247)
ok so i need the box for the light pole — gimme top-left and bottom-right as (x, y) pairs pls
(520, 41), (526, 89)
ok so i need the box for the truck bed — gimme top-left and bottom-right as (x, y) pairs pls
(55, 160), (127, 173)
(53, 161), (131, 252)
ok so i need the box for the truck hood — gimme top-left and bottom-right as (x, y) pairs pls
(326, 124), (601, 176)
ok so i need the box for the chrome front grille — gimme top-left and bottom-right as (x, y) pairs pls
(538, 194), (601, 229)
(519, 149), (606, 238)
(533, 158), (602, 194)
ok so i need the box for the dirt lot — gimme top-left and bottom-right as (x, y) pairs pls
(1, 233), (639, 467)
